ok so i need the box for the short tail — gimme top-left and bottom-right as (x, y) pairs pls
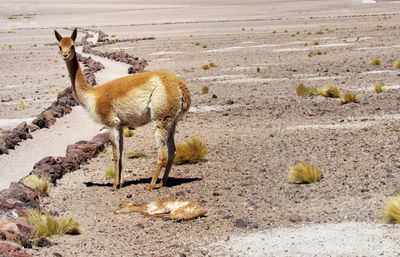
(179, 81), (191, 114)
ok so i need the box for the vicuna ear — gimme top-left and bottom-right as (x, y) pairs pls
(71, 28), (77, 42)
(54, 30), (62, 42)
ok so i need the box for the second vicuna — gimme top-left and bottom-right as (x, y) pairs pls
(54, 28), (191, 190)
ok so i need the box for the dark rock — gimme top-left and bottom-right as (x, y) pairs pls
(0, 183), (39, 210)
(53, 253), (63, 257)
(0, 139), (9, 155)
(226, 100), (234, 105)
(233, 218), (249, 228)
(212, 192), (221, 196)
(34, 237), (53, 247)
(162, 216), (172, 221)
(289, 214), (302, 223)
(13, 220), (35, 244)
(0, 219), (21, 244)
(0, 242), (32, 257)
(212, 94), (218, 99)
(126, 194), (132, 198)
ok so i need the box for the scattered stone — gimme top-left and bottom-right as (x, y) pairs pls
(0, 242), (32, 257)
(289, 214), (303, 223)
(162, 216), (172, 221)
(34, 237), (53, 247)
(0, 219), (21, 244)
(226, 100), (234, 105)
(233, 218), (249, 228)
(126, 194), (132, 199)
(53, 252), (62, 257)
(212, 94), (218, 99)
(0, 183), (39, 210)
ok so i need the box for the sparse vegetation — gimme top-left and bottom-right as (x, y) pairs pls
(105, 166), (114, 179)
(319, 85), (341, 98)
(18, 99), (28, 109)
(126, 151), (147, 159)
(202, 44), (207, 48)
(369, 57), (381, 66)
(162, 136), (208, 166)
(123, 128), (134, 137)
(202, 62), (218, 70)
(308, 50), (323, 57)
(256, 67), (261, 73)
(374, 82), (387, 93)
(340, 92), (360, 104)
(313, 40), (320, 45)
(381, 194), (400, 224)
(49, 87), (59, 95)
(315, 30), (324, 35)
(288, 161), (321, 184)
(22, 175), (50, 196)
(25, 209), (80, 238)
(295, 84), (319, 97)
(202, 64), (210, 70)
(202, 86), (209, 94)
(394, 59), (400, 69)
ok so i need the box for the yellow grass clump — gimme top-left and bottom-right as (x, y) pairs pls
(126, 151), (147, 159)
(288, 161), (321, 184)
(319, 85), (341, 98)
(295, 84), (320, 97)
(22, 175), (50, 196)
(123, 128), (134, 137)
(374, 82), (387, 93)
(201, 64), (210, 70)
(381, 194), (400, 224)
(394, 59), (400, 69)
(340, 92), (360, 105)
(104, 166), (114, 179)
(369, 57), (381, 66)
(18, 99), (28, 109)
(201, 86), (209, 94)
(313, 40), (320, 45)
(25, 209), (80, 238)
(209, 62), (218, 68)
(162, 136), (208, 166)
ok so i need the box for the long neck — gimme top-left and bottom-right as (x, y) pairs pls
(66, 54), (93, 107)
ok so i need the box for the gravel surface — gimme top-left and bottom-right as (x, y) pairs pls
(1, 0), (400, 256)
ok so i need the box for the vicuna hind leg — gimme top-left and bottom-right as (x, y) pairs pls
(111, 127), (124, 190)
(162, 122), (176, 186)
(147, 119), (174, 190)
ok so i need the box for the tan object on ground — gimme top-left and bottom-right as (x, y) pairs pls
(115, 199), (207, 221)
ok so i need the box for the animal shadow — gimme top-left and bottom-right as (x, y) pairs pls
(84, 177), (202, 188)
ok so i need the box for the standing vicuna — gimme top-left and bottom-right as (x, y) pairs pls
(54, 28), (191, 190)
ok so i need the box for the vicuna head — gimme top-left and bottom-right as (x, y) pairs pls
(54, 28), (77, 61)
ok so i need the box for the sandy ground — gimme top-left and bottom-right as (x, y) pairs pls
(1, 0), (400, 256)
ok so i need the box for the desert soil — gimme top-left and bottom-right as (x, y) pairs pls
(1, 0), (400, 256)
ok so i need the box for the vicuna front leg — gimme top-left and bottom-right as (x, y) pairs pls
(111, 127), (124, 190)
(147, 119), (176, 190)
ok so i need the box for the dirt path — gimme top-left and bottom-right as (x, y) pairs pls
(0, 107), (102, 189)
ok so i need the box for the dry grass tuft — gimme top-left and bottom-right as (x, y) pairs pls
(295, 84), (320, 97)
(209, 62), (218, 68)
(288, 161), (322, 184)
(201, 86), (209, 94)
(381, 194), (400, 224)
(123, 128), (134, 137)
(162, 136), (208, 166)
(369, 57), (381, 66)
(22, 175), (50, 196)
(374, 82), (387, 93)
(104, 166), (114, 179)
(18, 99), (28, 109)
(319, 85), (341, 98)
(340, 92), (360, 104)
(313, 40), (320, 45)
(126, 151), (147, 159)
(256, 67), (261, 73)
(201, 64), (210, 70)
(394, 59), (400, 69)
(295, 83), (307, 96)
(25, 209), (80, 238)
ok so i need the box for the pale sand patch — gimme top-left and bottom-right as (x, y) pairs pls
(355, 45), (400, 51)
(0, 106), (102, 190)
(149, 51), (184, 56)
(273, 43), (351, 52)
(0, 117), (36, 129)
(194, 74), (248, 81)
(285, 113), (400, 130)
(189, 104), (238, 113)
(361, 70), (398, 75)
(213, 222), (399, 257)
(77, 46), (131, 84)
